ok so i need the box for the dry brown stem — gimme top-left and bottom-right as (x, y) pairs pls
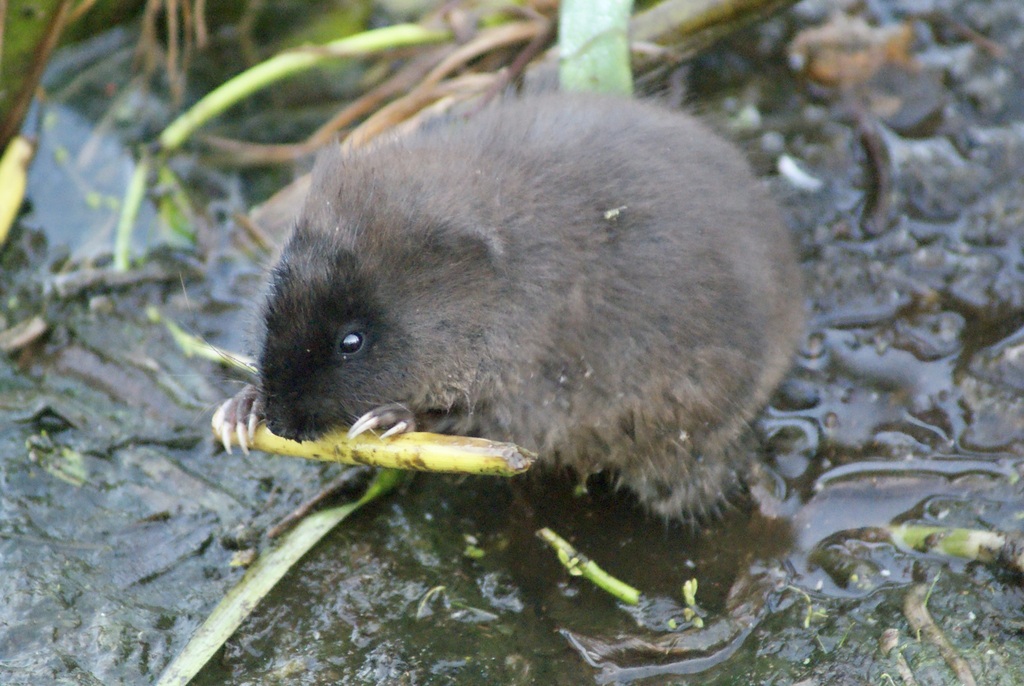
(902, 584), (977, 686)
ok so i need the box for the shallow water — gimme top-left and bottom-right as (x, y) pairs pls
(2, 1), (1023, 684)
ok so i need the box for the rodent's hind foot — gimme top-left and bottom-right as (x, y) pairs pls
(212, 384), (264, 455)
(348, 403), (416, 439)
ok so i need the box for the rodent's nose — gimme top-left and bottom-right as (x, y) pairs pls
(265, 410), (321, 442)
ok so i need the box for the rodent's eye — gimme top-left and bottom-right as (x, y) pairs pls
(338, 329), (368, 359)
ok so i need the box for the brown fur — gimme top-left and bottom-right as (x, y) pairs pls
(241, 93), (804, 518)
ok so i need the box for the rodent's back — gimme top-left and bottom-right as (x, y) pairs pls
(274, 93), (804, 517)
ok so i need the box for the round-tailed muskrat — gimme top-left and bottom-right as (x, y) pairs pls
(212, 93), (804, 519)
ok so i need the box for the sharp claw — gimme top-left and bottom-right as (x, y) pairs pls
(221, 422), (233, 455)
(347, 412), (379, 439)
(212, 402), (225, 429)
(213, 386), (267, 454)
(236, 422), (250, 455)
(247, 412), (258, 442)
(380, 421), (409, 439)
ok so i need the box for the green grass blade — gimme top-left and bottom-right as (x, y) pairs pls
(155, 468), (407, 686)
(158, 23), (450, 151)
(113, 150), (149, 271)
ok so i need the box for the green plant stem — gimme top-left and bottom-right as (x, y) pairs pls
(156, 468), (407, 686)
(889, 523), (1024, 573)
(113, 150), (149, 271)
(537, 527), (641, 605)
(158, 23), (451, 151)
(146, 307), (256, 373)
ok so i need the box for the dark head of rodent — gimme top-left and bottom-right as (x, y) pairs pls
(255, 145), (508, 441)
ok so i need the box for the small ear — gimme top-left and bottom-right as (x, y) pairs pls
(309, 143), (346, 187)
(296, 144), (350, 236)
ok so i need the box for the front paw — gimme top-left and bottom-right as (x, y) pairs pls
(211, 384), (264, 454)
(348, 403), (417, 439)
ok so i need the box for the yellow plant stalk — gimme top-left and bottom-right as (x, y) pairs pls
(214, 421), (535, 477)
(0, 136), (35, 246)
